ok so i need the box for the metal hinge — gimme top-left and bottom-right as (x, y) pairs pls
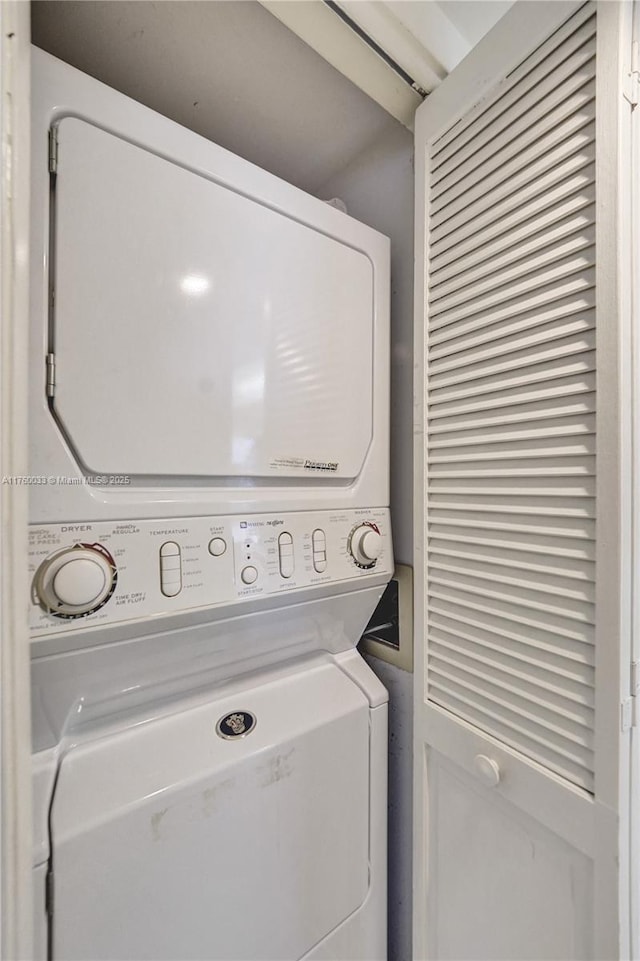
(48, 127), (58, 173)
(621, 660), (640, 731)
(624, 40), (640, 107)
(45, 870), (54, 917)
(621, 697), (636, 731)
(46, 353), (56, 398)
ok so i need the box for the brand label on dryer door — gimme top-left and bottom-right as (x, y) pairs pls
(268, 456), (339, 472)
(303, 459), (339, 472)
(216, 711), (257, 739)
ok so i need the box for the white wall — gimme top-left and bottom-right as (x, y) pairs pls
(31, 0), (394, 195)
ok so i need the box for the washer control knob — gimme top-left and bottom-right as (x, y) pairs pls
(34, 544), (117, 618)
(241, 565), (258, 585)
(349, 524), (382, 567)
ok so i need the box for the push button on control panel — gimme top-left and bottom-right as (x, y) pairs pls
(241, 565), (258, 585)
(278, 532), (295, 578)
(160, 541), (182, 597)
(208, 537), (227, 556)
(312, 528), (327, 573)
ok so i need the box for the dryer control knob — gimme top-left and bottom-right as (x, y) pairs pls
(34, 545), (117, 618)
(348, 524), (382, 567)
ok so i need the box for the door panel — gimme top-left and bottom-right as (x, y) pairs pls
(50, 663), (370, 961)
(426, 748), (593, 961)
(53, 118), (374, 480)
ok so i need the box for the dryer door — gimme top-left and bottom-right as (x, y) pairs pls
(48, 661), (371, 961)
(50, 117), (375, 481)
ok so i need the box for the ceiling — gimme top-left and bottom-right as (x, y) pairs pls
(262, 0), (514, 126)
(433, 1), (515, 46)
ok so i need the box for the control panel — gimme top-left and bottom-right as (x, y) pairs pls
(29, 508), (391, 637)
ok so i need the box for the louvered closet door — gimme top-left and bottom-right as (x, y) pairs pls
(428, 7), (597, 794)
(413, 3), (634, 960)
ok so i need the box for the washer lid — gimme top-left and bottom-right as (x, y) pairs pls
(49, 662), (371, 960)
(51, 118), (375, 481)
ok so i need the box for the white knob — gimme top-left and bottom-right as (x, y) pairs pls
(474, 754), (501, 787)
(35, 546), (116, 616)
(349, 525), (382, 566)
(53, 558), (106, 606)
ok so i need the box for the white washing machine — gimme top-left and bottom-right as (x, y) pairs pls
(29, 48), (392, 961)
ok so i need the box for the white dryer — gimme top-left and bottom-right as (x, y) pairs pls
(29, 49), (392, 961)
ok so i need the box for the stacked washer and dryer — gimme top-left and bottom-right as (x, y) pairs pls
(29, 49), (393, 961)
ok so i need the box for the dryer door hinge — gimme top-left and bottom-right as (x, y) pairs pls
(624, 40), (640, 107)
(45, 869), (54, 918)
(46, 353), (56, 398)
(48, 128), (59, 173)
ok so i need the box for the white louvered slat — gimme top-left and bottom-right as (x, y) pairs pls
(431, 122), (595, 228)
(431, 108), (595, 228)
(430, 4), (597, 162)
(431, 160), (595, 251)
(429, 337), (595, 394)
(429, 395), (596, 434)
(430, 190), (595, 274)
(430, 297), (595, 358)
(427, 540), (595, 581)
(429, 628), (593, 699)
(429, 646), (593, 727)
(426, 10), (598, 792)
(428, 601), (595, 666)
(429, 359), (595, 407)
(431, 82), (595, 211)
(430, 205), (596, 289)
(431, 225), (595, 312)
(430, 317), (595, 372)
(428, 555), (593, 600)
(428, 613), (595, 675)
